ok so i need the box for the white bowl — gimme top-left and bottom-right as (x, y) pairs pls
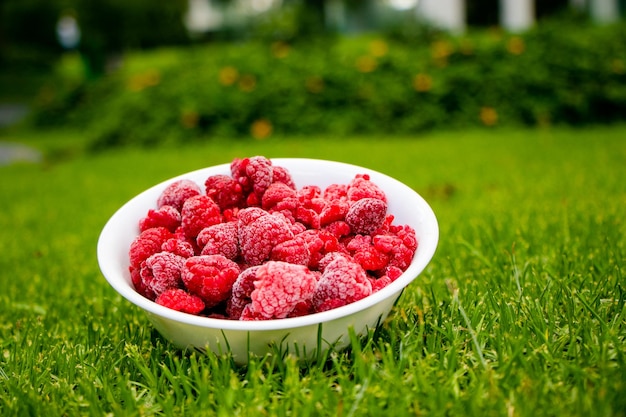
(97, 158), (438, 363)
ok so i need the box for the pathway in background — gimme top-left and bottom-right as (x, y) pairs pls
(0, 103), (42, 165)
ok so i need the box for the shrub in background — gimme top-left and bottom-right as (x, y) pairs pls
(29, 16), (626, 149)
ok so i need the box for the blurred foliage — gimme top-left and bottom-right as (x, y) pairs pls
(28, 15), (626, 148)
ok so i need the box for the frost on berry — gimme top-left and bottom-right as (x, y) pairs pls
(129, 227), (174, 269)
(180, 195), (222, 239)
(272, 165), (296, 189)
(247, 261), (318, 320)
(156, 288), (205, 315)
(140, 251), (185, 296)
(157, 179), (202, 211)
(130, 265), (156, 300)
(345, 198), (387, 235)
(182, 255), (241, 308)
(312, 256), (372, 311)
(231, 156), (273, 199)
(346, 234), (390, 272)
(261, 182), (297, 212)
(139, 205), (181, 233)
(161, 238), (195, 258)
(270, 235), (310, 266)
(197, 222), (239, 260)
(226, 266), (260, 319)
(347, 174), (387, 203)
(238, 210), (294, 266)
(323, 183), (348, 202)
(373, 233), (416, 271)
(205, 174), (245, 210)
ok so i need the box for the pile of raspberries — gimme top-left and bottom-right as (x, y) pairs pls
(128, 156), (418, 320)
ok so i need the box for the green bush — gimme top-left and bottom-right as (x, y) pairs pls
(30, 16), (626, 148)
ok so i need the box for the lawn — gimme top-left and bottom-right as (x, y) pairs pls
(1, 125), (625, 416)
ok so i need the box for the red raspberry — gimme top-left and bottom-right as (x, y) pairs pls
(272, 165), (296, 189)
(369, 275), (392, 293)
(247, 261), (318, 320)
(139, 205), (181, 233)
(129, 227), (174, 269)
(323, 183), (348, 201)
(270, 235), (310, 266)
(238, 210), (294, 266)
(161, 238), (195, 258)
(182, 255), (241, 308)
(261, 182), (297, 211)
(232, 156), (273, 198)
(130, 265), (156, 300)
(140, 251), (185, 296)
(347, 174), (387, 203)
(204, 174), (245, 210)
(295, 206), (320, 229)
(323, 220), (352, 239)
(373, 234), (416, 271)
(346, 234), (390, 272)
(157, 179), (202, 211)
(197, 222), (239, 260)
(287, 300), (315, 317)
(316, 298), (347, 313)
(155, 288), (205, 315)
(226, 266), (260, 319)
(313, 256), (372, 311)
(180, 195), (222, 239)
(319, 200), (350, 226)
(236, 206), (267, 225)
(345, 198), (387, 235)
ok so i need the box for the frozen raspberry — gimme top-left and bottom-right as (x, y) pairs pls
(262, 182), (297, 211)
(298, 185), (322, 202)
(231, 156), (273, 198)
(373, 234), (416, 270)
(161, 238), (195, 258)
(139, 205), (181, 233)
(270, 235), (310, 265)
(226, 266), (260, 319)
(182, 255), (241, 308)
(140, 251), (185, 296)
(319, 200), (350, 226)
(296, 206), (320, 229)
(156, 288), (205, 315)
(287, 300), (315, 317)
(316, 298), (347, 313)
(157, 179), (202, 211)
(346, 234), (390, 271)
(369, 275), (392, 293)
(323, 183), (348, 201)
(272, 165), (296, 189)
(236, 207), (267, 225)
(347, 174), (387, 203)
(323, 220), (352, 239)
(130, 265), (156, 300)
(129, 227), (174, 269)
(180, 195), (222, 239)
(345, 198), (387, 235)
(197, 222), (239, 260)
(247, 261), (318, 320)
(313, 256), (372, 311)
(238, 211), (294, 266)
(204, 174), (244, 210)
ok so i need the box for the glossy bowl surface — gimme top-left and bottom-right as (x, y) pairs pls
(97, 158), (439, 362)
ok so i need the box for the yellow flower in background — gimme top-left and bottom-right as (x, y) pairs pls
(127, 69), (161, 92)
(251, 119), (273, 139)
(431, 40), (454, 64)
(369, 39), (389, 58)
(356, 55), (377, 73)
(271, 41), (291, 59)
(480, 107), (498, 126)
(238, 74), (257, 92)
(611, 59), (625, 74)
(305, 76), (325, 94)
(180, 110), (199, 129)
(507, 36), (525, 55)
(219, 66), (239, 86)
(413, 73), (433, 92)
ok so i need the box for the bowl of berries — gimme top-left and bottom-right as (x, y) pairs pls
(97, 157), (438, 363)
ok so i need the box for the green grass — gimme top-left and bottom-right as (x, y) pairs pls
(1, 125), (625, 416)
